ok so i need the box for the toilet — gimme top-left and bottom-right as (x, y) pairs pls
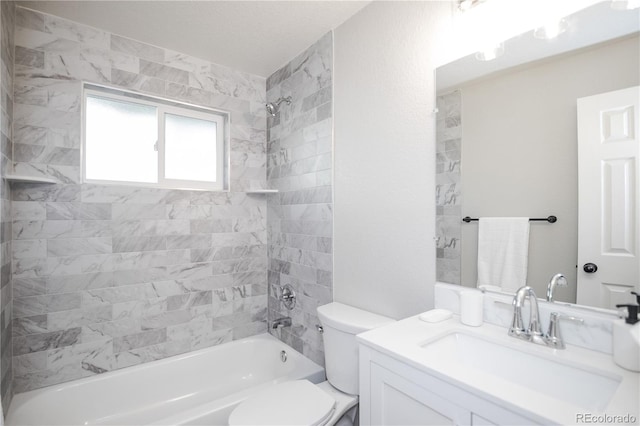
(228, 302), (395, 426)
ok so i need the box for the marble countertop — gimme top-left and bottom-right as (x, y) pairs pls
(357, 314), (640, 425)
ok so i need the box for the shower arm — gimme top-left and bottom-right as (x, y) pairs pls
(274, 96), (291, 106)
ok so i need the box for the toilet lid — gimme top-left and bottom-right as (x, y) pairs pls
(229, 380), (336, 426)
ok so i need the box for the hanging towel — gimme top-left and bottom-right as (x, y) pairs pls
(477, 217), (530, 292)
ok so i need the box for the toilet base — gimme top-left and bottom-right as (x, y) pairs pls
(316, 381), (359, 426)
(334, 405), (358, 426)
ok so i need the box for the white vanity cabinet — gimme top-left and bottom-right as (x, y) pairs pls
(359, 344), (540, 426)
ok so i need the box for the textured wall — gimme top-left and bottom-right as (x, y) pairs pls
(1, 0), (15, 412)
(435, 91), (461, 285)
(11, 7), (268, 393)
(266, 32), (332, 366)
(333, 2), (452, 319)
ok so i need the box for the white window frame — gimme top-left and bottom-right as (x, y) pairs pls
(82, 85), (228, 191)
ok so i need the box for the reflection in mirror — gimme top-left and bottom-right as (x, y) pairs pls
(435, 1), (639, 309)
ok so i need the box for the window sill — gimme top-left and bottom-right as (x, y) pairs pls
(83, 178), (227, 192)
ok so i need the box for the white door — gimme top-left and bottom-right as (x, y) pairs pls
(577, 86), (640, 308)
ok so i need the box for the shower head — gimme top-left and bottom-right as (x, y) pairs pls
(266, 96), (292, 117)
(265, 103), (278, 117)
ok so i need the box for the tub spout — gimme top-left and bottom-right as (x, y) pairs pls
(271, 317), (292, 329)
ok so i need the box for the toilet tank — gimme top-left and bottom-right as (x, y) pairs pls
(317, 302), (395, 395)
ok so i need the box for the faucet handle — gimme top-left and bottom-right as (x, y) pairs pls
(545, 312), (584, 349)
(552, 312), (584, 324)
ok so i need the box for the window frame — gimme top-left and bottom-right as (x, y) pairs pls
(82, 84), (228, 191)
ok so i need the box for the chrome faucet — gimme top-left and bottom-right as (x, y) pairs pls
(509, 286), (583, 349)
(271, 317), (292, 329)
(546, 273), (568, 302)
(509, 286), (545, 344)
(545, 312), (583, 349)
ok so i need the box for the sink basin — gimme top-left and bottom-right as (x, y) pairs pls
(420, 332), (621, 411)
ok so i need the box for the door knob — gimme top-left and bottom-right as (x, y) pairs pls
(583, 263), (598, 273)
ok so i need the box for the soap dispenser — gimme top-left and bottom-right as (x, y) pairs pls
(613, 292), (640, 372)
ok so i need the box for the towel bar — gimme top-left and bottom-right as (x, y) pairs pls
(462, 216), (557, 223)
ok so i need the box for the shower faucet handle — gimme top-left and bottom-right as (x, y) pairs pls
(282, 291), (294, 300)
(280, 284), (296, 310)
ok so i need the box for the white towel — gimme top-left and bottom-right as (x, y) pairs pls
(476, 217), (530, 292)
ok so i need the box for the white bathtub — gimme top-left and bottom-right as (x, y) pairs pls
(6, 333), (325, 426)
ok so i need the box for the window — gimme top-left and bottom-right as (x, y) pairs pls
(83, 85), (227, 190)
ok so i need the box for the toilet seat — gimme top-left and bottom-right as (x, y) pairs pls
(229, 380), (336, 426)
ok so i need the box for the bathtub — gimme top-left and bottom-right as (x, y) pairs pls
(6, 333), (325, 425)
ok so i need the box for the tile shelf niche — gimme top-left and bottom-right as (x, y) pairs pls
(3, 174), (59, 184)
(246, 189), (279, 194)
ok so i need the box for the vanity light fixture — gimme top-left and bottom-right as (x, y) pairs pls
(611, 0), (640, 10)
(534, 18), (568, 40)
(475, 42), (504, 61)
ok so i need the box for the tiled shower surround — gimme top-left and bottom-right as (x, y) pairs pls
(9, 7), (270, 393)
(1, 0), (16, 409)
(266, 33), (333, 366)
(435, 91), (461, 284)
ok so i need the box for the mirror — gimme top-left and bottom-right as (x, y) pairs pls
(435, 1), (639, 308)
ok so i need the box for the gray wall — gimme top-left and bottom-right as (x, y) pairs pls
(460, 36), (640, 301)
(0, 0), (15, 412)
(11, 7), (268, 393)
(266, 32), (332, 367)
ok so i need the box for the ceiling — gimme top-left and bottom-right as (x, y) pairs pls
(19, 1), (371, 77)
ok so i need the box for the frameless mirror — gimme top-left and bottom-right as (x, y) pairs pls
(435, 1), (639, 309)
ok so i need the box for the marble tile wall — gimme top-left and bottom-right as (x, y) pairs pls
(0, 0), (15, 411)
(266, 32), (333, 367)
(11, 7), (268, 393)
(436, 91), (461, 284)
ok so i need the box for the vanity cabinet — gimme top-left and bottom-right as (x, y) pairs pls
(359, 345), (540, 426)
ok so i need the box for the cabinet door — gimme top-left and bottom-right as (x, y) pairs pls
(370, 362), (470, 426)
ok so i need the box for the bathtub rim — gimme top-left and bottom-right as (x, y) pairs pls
(6, 333), (325, 425)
